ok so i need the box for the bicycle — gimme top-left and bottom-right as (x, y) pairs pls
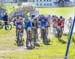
(16, 24), (24, 46)
(56, 27), (62, 39)
(41, 26), (50, 45)
(56, 27), (66, 44)
(0, 21), (12, 30)
(26, 28), (35, 49)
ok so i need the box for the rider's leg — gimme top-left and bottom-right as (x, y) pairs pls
(27, 29), (35, 49)
(44, 28), (50, 45)
(5, 21), (8, 30)
(33, 28), (40, 46)
(21, 26), (24, 37)
(41, 28), (50, 45)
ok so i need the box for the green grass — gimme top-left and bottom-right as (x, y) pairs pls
(0, 29), (17, 50)
(5, 4), (14, 14)
(0, 4), (75, 59)
(37, 7), (74, 19)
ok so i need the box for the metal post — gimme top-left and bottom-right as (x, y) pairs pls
(65, 16), (75, 59)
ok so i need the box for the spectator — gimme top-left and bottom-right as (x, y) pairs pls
(3, 13), (8, 30)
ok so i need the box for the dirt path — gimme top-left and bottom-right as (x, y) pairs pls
(0, 46), (26, 54)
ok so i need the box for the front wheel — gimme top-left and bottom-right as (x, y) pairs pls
(26, 39), (35, 49)
(56, 29), (66, 44)
(16, 30), (24, 46)
(3, 24), (12, 30)
(16, 39), (24, 46)
(42, 29), (50, 45)
(58, 29), (62, 39)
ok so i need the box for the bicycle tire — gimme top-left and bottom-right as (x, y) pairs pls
(6, 24), (12, 30)
(16, 30), (23, 46)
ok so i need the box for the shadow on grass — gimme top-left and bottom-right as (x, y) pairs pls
(58, 39), (66, 44)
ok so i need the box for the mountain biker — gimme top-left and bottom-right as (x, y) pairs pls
(44, 15), (50, 42)
(15, 16), (24, 38)
(59, 16), (65, 31)
(55, 17), (66, 44)
(55, 17), (64, 38)
(40, 15), (50, 45)
(31, 15), (40, 47)
(24, 15), (35, 49)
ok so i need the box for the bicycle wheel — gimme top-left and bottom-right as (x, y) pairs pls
(5, 24), (12, 30)
(16, 30), (23, 46)
(26, 31), (35, 49)
(42, 29), (49, 45)
(26, 39), (35, 49)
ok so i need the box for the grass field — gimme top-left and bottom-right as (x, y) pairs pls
(0, 5), (75, 59)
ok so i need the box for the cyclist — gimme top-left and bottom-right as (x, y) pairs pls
(55, 17), (64, 42)
(44, 15), (50, 42)
(40, 15), (50, 45)
(24, 15), (34, 49)
(56, 17), (66, 44)
(59, 16), (65, 32)
(15, 16), (24, 39)
(31, 15), (40, 47)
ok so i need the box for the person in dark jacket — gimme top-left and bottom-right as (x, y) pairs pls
(3, 13), (8, 30)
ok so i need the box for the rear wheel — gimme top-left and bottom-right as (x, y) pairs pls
(16, 30), (24, 46)
(26, 39), (35, 49)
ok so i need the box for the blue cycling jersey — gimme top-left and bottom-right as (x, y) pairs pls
(40, 21), (47, 27)
(24, 21), (32, 30)
(38, 18), (42, 22)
